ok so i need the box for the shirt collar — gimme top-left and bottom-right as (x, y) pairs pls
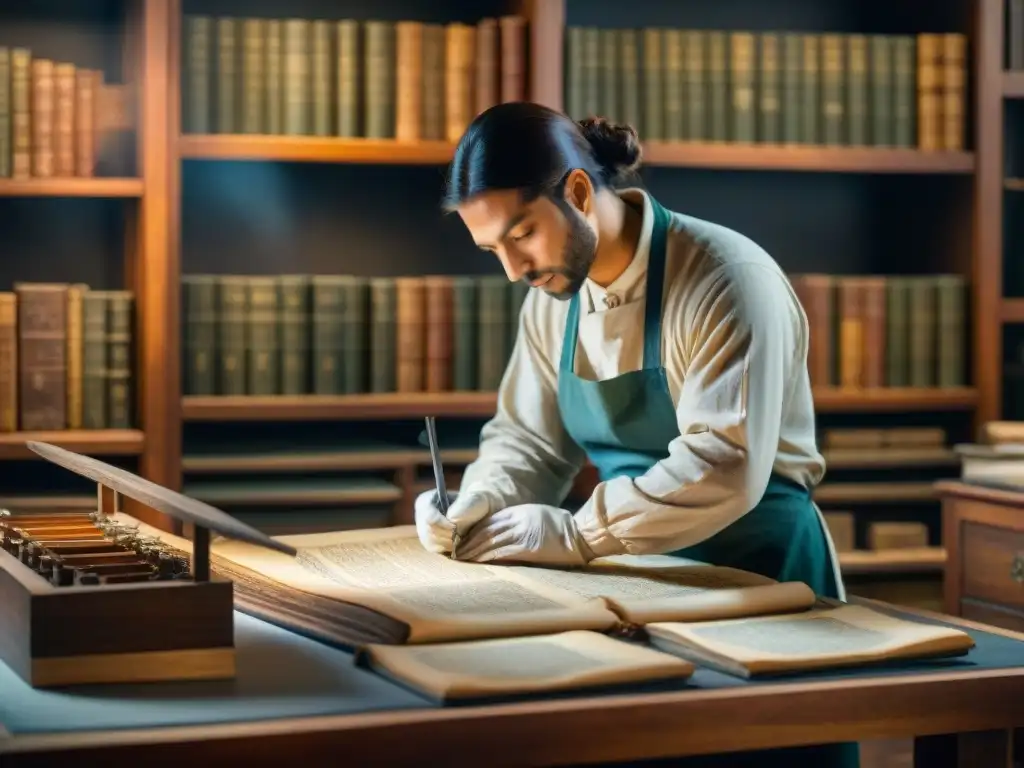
(582, 187), (655, 313)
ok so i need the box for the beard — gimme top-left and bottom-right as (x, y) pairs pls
(522, 204), (597, 301)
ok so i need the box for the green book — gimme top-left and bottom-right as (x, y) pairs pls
(336, 20), (360, 137)
(821, 34), (844, 145)
(182, 275), (218, 396)
(642, 28), (664, 140)
(683, 31), (706, 141)
(600, 28), (621, 123)
(619, 29), (642, 134)
(477, 276), (510, 391)
(215, 17), (238, 134)
(284, 19), (311, 135)
(581, 27), (600, 119)
(311, 275), (345, 395)
(264, 20), (284, 135)
(452, 277), (478, 391)
(241, 18), (265, 134)
(935, 275), (966, 387)
(907, 277), (936, 388)
(780, 33), (802, 144)
(81, 292), (109, 428)
(663, 29), (684, 140)
(892, 36), (916, 148)
(884, 277), (909, 387)
(246, 277), (280, 395)
(364, 21), (395, 138)
(183, 16), (211, 133)
(706, 32), (728, 142)
(341, 276), (368, 394)
(758, 33), (781, 143)
(800, 35), (820, 144)
(565, 27), (584, 120)
(105, 292), (134, 428)
(846, 35), (868, 146)
(311, 20), (331, 136)
(508, 282), (530, 353)
(869, 35), (893, 146)
(730, 32), (755, 143)
(217, 276), (249, 395)
(277, 275), (310, 395)
(369, 278), (396, 392)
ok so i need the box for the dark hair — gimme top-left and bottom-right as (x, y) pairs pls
(442, 102), (642, 211)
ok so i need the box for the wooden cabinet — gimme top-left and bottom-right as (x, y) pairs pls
(938, 481), (1024, 631)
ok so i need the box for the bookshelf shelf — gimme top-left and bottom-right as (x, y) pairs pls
(0, 178), (144, 198)
(178, 135), (456, 165)
(641, 143), (975, 174)
(1004, 70), (1024, 97)
(839, 547), (946, 576)
(1005, 177), (1024, 190)
(181, 392), (500, 421)
(0, 430), (145, 460)
(182, 387), (977, 422)
(1002, 298), (1024, 323)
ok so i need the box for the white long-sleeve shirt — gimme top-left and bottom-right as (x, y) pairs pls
(457, 188), (826, 560)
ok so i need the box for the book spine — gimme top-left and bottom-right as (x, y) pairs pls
(869, 36), (892, 146)
(0, 48), (9, 178)
(907, 277), (936, 387)
(780, 34), (802, 144)
(860, 277), (886, 388)
(217, 276), (248, 395)
(183, 15), (212, 133)
(443, 23), (471, 142)
(821, 35), (844, 145)
(758, 33), (780, 144)
(367, 21), (396, 139)
(74, 68), (97, 177)
(53, 63), (76, 176)
(396, 21), (424, 142)
(11, 49), (30, 178)
(216, 17), (238, 134)
(600, 28), (620, 123)
(935, 275), (965, 387)
(81, 292), (108, 428)
(565, 27), (584, 120)
(264, 20), (283, 135)
(884, 277), (909, 387)
(800, 35), (820, 144)
(683, 31), (706, 141)
(420, 24), (445, 140)
(31, 59), (55, 177)
(311, 20), (332, 136)
(474, 18), (497, 116)
(106, 292), (133, 428)
(707, 32), (728, 141)
(941, 33), (965, 151)
(730, 33), (755, 143)
(477, 276), (510, 391)
(663, 30), (683, 140)
(451, 277), (478, 391)
(246, 277), (280, 395)
(369, 278), (396, 392)
(277, 275), (310, 395)
(311, 276), (344, 395)
(0, 293), (16, 432)
(838, 279), (864, 388)
(181, 275), (218, 396)
(341, 277), (367, 394)
(846, 35), (867, 146)
(892, 36), (915, 147)
(581, 27), (600, 119)
(241, 18), (266, 134)
(916, 34), (941, 151)
(284, 19), (310, 136)
(16, 283), (68, 430)
(642, 29), (663, 139)
(499, 15), (526, 103)
(424, 276), (454, 392)
(66, 283), (86, 429)
(620, 30), (642, 135)
(395, 277), (426, 392)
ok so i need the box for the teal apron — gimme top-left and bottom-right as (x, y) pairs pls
(556, 196), (858, 768)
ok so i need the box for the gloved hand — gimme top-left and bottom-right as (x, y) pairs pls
(456, 504), (595, 566)
(414, 489), (495, 555)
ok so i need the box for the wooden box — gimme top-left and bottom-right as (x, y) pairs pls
(0, 441), (295, 688)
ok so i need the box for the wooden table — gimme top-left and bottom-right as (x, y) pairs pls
(1, 599), (1022, 768)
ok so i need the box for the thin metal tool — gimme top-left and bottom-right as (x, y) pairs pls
(424, 416), (458, 559)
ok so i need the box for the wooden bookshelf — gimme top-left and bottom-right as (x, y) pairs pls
(0, 178), (144, 197)
(1002, 298), (1024, 323)
(179, 135), (456, 165)
(0, 430), (145, 460)
(1005, 70), (1024, 97)
(182, 387), (976, 422)
(642, 143), (975, 174)
(838, 547), (946, 576)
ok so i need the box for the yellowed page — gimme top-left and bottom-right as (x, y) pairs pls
(499, 562), (816, 624)
(357, 630), (693, 701)
(205, 526), (621, 643)
(646, 604), (975, 676)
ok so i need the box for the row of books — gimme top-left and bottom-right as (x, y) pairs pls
(0, 48), (104, 179)
(566, 29), (965, 152)
(0, 283), (134, 433)
(181, 273), (528, 397)
(791, 273), (966, 390)
(181, 15), (527, 142)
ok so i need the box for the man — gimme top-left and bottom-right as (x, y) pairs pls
(415, 100), (856, 768)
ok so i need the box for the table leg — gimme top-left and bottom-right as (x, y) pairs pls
(913, 730), (1014, 767)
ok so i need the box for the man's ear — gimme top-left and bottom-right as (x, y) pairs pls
(562, 169), (594, 215)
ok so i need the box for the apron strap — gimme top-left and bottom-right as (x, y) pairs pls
(559, 193), (672, 375)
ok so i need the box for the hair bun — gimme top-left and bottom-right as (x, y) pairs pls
(577, 117), (642, 179)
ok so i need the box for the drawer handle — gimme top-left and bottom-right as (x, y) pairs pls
(1013, 554), (1024, 584)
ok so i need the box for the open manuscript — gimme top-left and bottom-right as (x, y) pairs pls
(120, 518), (975, 700)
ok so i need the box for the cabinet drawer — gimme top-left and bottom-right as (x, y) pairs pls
(962, 521), (1024, 610)
(960, 598), (1024, 633)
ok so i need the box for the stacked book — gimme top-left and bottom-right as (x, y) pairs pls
(0, 283), (134, 432)
(181, 273), (527, 397)
(181, 14), (527, 142)
(566, 28), (966, 151)
(0, 47), (104, 179)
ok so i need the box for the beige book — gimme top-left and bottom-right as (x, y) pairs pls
(645, 604), (975, 679)
(118, 517), (816, 647)
(356, 630), (694, 702)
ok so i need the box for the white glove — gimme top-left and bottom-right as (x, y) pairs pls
(414, 489), (495, 555)
(456, 504), (595, 566)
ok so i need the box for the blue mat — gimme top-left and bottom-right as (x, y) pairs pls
(2, 606), (1023, 736)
